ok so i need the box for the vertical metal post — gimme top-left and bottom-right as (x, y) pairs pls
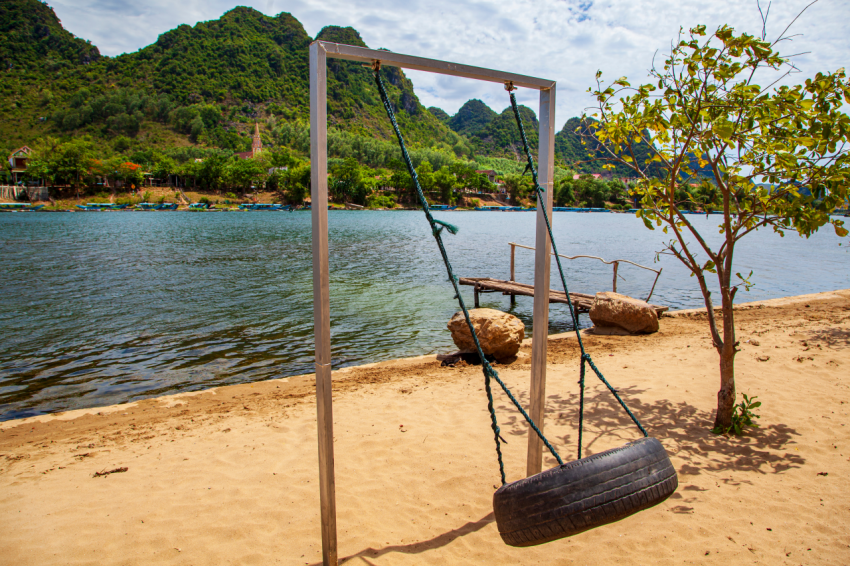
(509, 243), (516, 306)
(310, 41), (338, 566)
(526, 86), (556, 477)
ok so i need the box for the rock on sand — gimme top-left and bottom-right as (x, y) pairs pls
(589, 291), (659, 334)
(447, 308), (524, 360)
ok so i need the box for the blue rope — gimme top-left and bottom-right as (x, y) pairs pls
(506, 87), (648, 459)
(374, 67), (563, 485)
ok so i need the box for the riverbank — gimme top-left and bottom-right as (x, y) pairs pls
(1, 290), (848, 565)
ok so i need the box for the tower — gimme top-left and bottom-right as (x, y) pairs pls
(251, 123), (263, 158)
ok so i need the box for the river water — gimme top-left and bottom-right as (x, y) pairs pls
(1, 210), (847, 420)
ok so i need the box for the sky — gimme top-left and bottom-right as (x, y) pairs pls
(48, 0), (849, 130)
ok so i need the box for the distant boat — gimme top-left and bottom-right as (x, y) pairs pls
(239, 203), (283, 211)
(76, 203), (129, 211)
(189, 202), (213, 210)
(474, 206), (510, 211)
(430, 205), (457, 211)
(135, 202), (177, 210)
(0, 203), (44, 211)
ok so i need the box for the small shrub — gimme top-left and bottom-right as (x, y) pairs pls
(225, 192), (237, 200)
(366, 193), (397, 209)
(712, 393), (761, 436)
(157, 195), (166, 204)
(470, 198), (481, 207)
(142, 191), (152, 202)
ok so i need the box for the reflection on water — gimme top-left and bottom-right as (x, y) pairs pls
(1, 210), (847, 420)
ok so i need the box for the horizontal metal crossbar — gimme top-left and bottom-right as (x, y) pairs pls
(314, 41), (555, 90)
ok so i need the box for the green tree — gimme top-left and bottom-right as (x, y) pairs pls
(54, 138), (96, 195)
(25, 136), (63, 187)
(555, 179), (575, 206)
(329, 157), (363, 203)
(588, 23), (850, 430)
(502, 174), (531, 205)
(224, 157), (266, 195)
(196, 153), (228, 191)
(275, 161), (310, 204)
(432, 165), (458, 204)
(415, 161), (435, 193)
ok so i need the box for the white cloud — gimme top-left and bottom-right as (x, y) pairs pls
(49, 0), (850, 130)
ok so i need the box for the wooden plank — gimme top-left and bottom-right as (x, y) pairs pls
(527, 86), (556, 478)
(457, 278), (668, 315)
(310, 41), (338, 566)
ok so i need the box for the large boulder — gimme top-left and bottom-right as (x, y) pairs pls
(589, 292), (659, 334)
(447, 308), (525, 360)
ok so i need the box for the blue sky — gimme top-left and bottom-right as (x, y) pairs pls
(48, 0), (849, 130)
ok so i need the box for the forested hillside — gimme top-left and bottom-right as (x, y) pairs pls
(1, 0), (663, 205)
(0, 0), (466, 156)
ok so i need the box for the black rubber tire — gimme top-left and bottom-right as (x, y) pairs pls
(493, 437), (677, 547)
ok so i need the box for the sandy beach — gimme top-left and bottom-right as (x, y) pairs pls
(1, 290), (849, 565)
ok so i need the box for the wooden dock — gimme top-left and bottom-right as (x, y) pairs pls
(458, 277), (669, 316)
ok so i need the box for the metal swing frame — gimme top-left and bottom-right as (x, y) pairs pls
(309, 40), (557, 566)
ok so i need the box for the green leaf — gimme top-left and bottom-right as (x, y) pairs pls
(713, 122), (734, 140)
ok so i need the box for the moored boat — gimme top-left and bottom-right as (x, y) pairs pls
(0, 203), (44, 211)
(76, 203), (129, 211)
(135, 202), (178, 210)
(430, 205), (457, 211)
(238, 203), (283, 211)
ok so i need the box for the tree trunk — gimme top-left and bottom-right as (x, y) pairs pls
(713, 275), (737, 430)
(714, 340), (737, 430)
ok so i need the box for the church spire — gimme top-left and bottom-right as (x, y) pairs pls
(251, 123), (263, 157)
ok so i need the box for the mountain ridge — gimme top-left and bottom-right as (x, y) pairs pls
(1, 0), (655, 178)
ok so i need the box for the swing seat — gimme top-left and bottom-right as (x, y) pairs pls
(493, 437), (677, 547)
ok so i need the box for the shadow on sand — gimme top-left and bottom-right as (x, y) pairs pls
(498, 385), (804, 476)
(313, 383), (803, 564)
(307, 513), (496, 565)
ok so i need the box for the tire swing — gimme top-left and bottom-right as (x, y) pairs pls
(373, 64), (677, 548)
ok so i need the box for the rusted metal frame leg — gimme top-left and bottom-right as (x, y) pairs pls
(474, 284), (480, 308)
(526, 86), (556, 477)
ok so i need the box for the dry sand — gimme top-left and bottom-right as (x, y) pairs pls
(1, 290), (849, 565)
